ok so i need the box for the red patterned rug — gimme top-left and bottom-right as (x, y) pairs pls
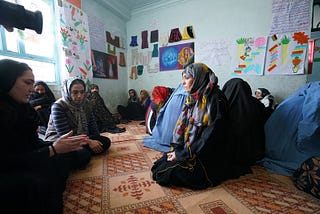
(63, 121), (320, 214)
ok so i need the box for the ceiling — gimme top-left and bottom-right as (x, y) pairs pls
(117, 0), (162, 11)
(98, 0), (184, 21)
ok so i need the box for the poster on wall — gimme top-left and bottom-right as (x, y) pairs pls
(159, 42), (194, 71)
(92, 49), (118, 79)
(270, 0), (311, 35)
(265, 31), (309, 75)
(66, 0), (81, 9)
(232, 36), (267, 76)
(313, 39), (320, 63)
(88, 15), (106, 53)
(196, 39), (232, 70)
(106, 54), (118, 79)
(59, 1), (92, 83)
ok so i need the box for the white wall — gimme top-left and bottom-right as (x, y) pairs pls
(81, 0), (313, 112)
(126, 0), (310, 102)
(82, 0), (128, 112)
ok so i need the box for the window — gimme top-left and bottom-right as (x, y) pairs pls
(0, 0), (59, 84)
(312, 0), (320, 32)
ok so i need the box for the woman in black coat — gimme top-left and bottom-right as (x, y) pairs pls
(29, 80), (56, 131)
(222, 78), (268, 176)
(0, 59), (91, 214)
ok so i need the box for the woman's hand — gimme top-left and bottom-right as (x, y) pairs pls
(34, 105), (42, 110)
(167, 151), (176, 161)
(52, 131), (88, 155)
(88, 139), (104, 154)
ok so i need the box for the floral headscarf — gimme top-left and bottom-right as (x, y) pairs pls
(172, 63), (218, 151)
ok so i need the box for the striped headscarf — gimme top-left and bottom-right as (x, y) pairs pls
(60, 77), (88, 135)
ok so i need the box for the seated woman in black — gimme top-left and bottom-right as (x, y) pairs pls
(0, 59), (91, 214)
(254, 87), (277, 118)
(117, 89), (138, 121)
(222, 78), (268, 176)
(86, 84), (125, 133)
(29, 80), (56, 133)
(117, 89), (151, 121)
(151, 62), (231, 189)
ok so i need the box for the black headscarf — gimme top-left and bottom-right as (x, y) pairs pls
(0, 59), (39, 150)
(34, 81), (55, 100)
(0, 59), (31, 96)
(256, 88), (270, 98)
(89, 84), (99, 91)
(222, 78), (267, 173)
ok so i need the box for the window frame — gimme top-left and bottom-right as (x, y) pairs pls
(0, 0), (60, 85)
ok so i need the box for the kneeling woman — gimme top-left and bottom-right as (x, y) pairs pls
(45, 77), (111, 155)
(151, 63), (231, 189)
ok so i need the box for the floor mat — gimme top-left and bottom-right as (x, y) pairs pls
(63, 121), (320, 214)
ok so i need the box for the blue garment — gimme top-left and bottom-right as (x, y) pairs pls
(143, 84), (187, 152)
(260, 81), (320, 176)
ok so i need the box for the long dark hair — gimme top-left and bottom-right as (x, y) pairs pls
(0, 59), (31, 96)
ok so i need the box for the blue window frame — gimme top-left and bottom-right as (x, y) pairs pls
(0, 0), (59, 84)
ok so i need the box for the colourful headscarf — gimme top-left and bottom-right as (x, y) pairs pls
(172, 63), (218, 150)
(151, 86), (173, 115)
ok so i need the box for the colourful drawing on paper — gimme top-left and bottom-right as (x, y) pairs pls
(233, 36), (267, 75)
(265, 31), (309, 75)
(59, 1), (92, 82)
(159, 42), (194, 71)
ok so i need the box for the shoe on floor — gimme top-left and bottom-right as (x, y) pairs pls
(104, 127), (126, 134)
(120, 119), (131, 124)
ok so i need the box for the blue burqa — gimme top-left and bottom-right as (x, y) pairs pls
(143, 84), (187, 152)
(260, 81), (320, 176)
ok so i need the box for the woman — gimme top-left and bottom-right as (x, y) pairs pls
(0, 59), (91, 214)
(117, 89), (138, 120)
(255, 87), (277, 117)
(117, 89), (151, 121)
(29, 80), (56, 133)
(143, 83), (187, 151)
(45, 77), (111, 155)
(222, 78), (268, 176)
(260, 81), (320, 176)
(138, 89), (151, 121)
(151, 63), (230, 189)
(145, 86), (173, 135)
(86, 84), (125, 133)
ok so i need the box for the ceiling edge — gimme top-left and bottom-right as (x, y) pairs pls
(98, 0), (131, 21)
(131, 0), (187, 16)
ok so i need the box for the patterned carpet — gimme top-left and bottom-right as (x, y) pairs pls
(63, 121), (320, 214)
